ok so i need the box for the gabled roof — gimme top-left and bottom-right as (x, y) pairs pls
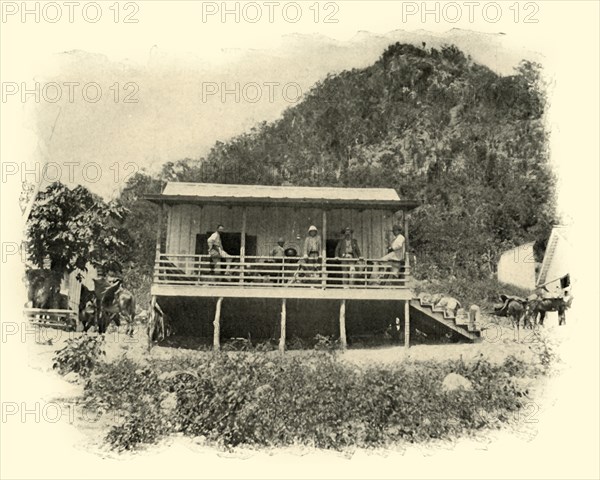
(536, 225), (571, 286)
(145, 182), (419, 210)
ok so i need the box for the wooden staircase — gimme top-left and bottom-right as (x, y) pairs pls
(409, 298), (482, 342)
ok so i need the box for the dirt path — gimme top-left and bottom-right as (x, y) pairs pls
(28, 317), (551, 372)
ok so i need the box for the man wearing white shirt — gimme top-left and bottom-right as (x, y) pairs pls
(373, 225), (405, 285)
(207, 224), (231, 275)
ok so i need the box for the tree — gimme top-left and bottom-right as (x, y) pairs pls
(117, 171), (166, 308)
(26, 182), (128, 275)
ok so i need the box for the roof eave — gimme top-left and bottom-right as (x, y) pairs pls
(143, 194), (419, 211)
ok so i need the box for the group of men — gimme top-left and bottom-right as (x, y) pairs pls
(206, 223), (406, 284)
(298, 224), (406, 284)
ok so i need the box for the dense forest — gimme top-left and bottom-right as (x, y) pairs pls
(29, 43), (556, 306)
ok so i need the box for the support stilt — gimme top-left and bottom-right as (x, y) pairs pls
(339, 299), (347, 350)
(404, 300), (410, 349)
(148, 295), (158, 347)
(213, 297), (223, 351)
(279, 299), (287, 354)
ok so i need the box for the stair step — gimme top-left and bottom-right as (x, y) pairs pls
(410, 300), (480, 342)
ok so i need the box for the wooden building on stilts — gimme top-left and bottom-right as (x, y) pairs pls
(145, 183), (481, 350)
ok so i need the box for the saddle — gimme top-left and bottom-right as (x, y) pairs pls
(493, 294), (527, 317)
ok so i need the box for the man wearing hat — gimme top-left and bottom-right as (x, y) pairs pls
(301, 225), (322, 279)
(335, 226), (363, 286)
(268, 237), (286, 283)
(303, 225), (322, 260)
(270, 237), (286, 258)
(373, 224), (406, 285)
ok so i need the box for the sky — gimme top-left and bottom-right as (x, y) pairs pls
(20, 28), (540, 199)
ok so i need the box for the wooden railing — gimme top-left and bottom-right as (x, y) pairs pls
(154, 254), (410, 289)
(24, 308), (78, 330)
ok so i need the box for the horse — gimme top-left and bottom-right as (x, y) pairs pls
(506, 299), (527, 341)
(526, 293), (572, 327)
(494, 295), (528, 342)
(26, 270), (63, 309)
(90, 278), (137, 335)
(79, 284), (97, 332)
(25, 270), (72, 327)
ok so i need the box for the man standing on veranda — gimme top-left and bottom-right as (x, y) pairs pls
(268, 237), (286, 283)
(207, 224), (231, 275)
(301, 225), (322, 280)
(335, 226), (362, 286)
(373, 224), (405, 285)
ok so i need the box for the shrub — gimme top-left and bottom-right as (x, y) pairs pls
(82, 351), (537, 451)
(83, 359), (170, 450)
(221, 337), (253, 351)
(527, 329), (560, 375)
(52, 335), (106, 378)
(105, 397), (168, 451)
(313, 334), (340, 352)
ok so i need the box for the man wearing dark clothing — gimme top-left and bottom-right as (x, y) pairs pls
(335, 226), (363, 286)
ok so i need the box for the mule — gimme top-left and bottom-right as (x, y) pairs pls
(494, 295), (527, 342)
(526, 295), (572, 327)
(506, 299), (527, 342)
(91, 278), (136, 335)
(79, 285), (97, 332)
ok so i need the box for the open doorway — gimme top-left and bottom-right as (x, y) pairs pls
(195, 233), (257, 256)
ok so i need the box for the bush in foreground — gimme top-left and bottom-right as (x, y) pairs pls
(53, 335), (106, 378)
(82, 351), (538, 451)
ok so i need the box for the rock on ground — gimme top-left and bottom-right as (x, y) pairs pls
(442, 372), (473, 392)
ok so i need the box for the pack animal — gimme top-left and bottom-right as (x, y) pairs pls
(88, 278), (137, 335)
(494, 295), (528, 342)
(79, 284), (97, 332)
(26, 270), (63, 309)
(526, 293), (572, 327)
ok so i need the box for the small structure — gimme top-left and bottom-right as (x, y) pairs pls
(146, 183), (481, 348)
(497, 242), (537, 290)
(24, 262), (97, 330)
(61, 266), (97, 312)
(496, 225), (572, 295)
(536, 225), (572, 295)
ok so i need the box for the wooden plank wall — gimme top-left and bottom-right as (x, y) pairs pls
(165, 204), (404, 259)
(60, 265), (98, 311)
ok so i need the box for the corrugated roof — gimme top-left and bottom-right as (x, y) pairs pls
(146, 182), (419, 210)
(162, 182), (400, 202)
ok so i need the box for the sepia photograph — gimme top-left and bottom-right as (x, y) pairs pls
(1, 1), (598, 479)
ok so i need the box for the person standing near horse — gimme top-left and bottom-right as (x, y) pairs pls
(207, 224), (231, 276)
(335, 226), (363, 286)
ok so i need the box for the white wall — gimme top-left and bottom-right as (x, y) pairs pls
(497, 242), (536, 291)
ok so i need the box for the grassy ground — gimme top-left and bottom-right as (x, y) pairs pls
(28, 309), (563, 453)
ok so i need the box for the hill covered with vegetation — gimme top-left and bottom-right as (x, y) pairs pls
(125, 43), (554, 279)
